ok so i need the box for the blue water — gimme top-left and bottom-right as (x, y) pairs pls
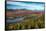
(6, 17), (24, 23)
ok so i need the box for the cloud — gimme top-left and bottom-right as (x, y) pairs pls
(7, 1), (44, 10)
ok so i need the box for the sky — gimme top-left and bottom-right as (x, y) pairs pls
(7, 1), (45, 11)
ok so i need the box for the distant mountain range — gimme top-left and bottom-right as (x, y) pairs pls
(6, 9), (44, 17)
